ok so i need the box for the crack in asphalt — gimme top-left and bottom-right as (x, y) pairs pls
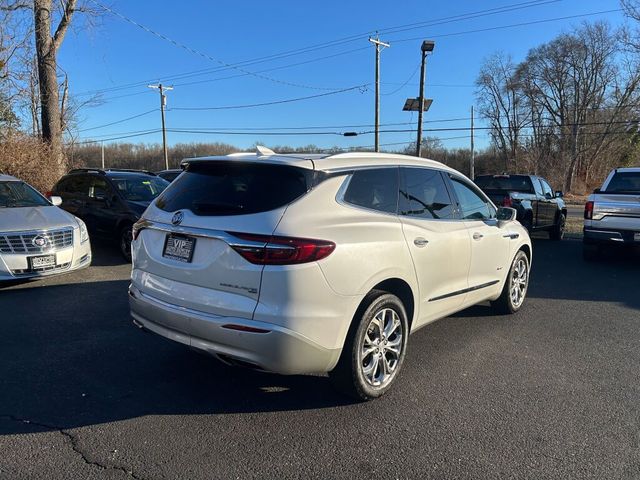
(0, 414), (144, 479)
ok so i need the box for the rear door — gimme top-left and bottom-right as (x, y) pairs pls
(448, 174), (510, 305)
(85, 176), (121, 235)
(132, 161), (315, 326)
(398, 167), (471, 325)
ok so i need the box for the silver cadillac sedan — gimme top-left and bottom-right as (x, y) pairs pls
(0, 174), (92, 280)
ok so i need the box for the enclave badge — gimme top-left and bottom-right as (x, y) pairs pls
(171, 211), (184, 226)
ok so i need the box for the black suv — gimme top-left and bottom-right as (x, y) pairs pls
(474, 174), (567, 240)
(51, 168), (169, 259)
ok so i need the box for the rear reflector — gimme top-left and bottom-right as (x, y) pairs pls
(222, 324), (271, 334)
(228, 232), (335, 265)
(584, 201), (594, 220)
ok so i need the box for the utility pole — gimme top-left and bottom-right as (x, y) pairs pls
(101, 141), (105, 170)
(416, 40), (435, 157)
(369, 36), (389, 152)
(148, 83), (173, 170)
(470, 106), (475, 180)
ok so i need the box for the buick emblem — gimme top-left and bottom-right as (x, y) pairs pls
(32, 235), (48, 248)
(171, 211), (184, 225)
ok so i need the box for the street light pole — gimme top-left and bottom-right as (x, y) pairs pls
(369, 36), (390, 153)
(416, 40), (435, 158)
(148, 83), (173, 170)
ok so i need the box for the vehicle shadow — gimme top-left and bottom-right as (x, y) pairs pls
(0, 279), (355, 435)
(89, 238), (130, 267)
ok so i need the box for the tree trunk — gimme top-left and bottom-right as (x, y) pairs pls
(33, 0), (65, 178)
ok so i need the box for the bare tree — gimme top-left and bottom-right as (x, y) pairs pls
(476, 52), (528, 171)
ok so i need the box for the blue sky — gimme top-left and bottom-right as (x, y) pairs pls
(61, 0), (627, 151)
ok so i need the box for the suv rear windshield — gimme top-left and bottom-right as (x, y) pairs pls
(155, 162), (313, 216)
(0, 181), (50, 208)
(474, 175), (533, 193)
(605, 172), (640, 193)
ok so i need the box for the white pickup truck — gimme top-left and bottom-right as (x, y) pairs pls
(583, 167), (640, 260)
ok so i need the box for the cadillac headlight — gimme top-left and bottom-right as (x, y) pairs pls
(76, 217), (89, 244)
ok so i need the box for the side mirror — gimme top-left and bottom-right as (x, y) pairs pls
(555, 191), (563, 198)
(593, 188), (601, 194)
(50, 195), (62, 206)
(496, 206), (517, 222)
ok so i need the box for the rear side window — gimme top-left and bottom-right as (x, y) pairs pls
(156, 162), (312, 216)
(605, 172), (640, 193)
(57, 175), (90, 197)
(343, 168), (398, 214)
(474, 175), (534, 193)
(399, 168), (455, 219)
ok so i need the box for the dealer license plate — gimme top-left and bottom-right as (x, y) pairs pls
(163, 234), (196, 263)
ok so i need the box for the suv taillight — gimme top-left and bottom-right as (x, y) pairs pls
(502, 195), (513, 207)
(228, 232), (335, 265)
(584, 201), (594, 220)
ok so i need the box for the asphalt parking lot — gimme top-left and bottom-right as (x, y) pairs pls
(1, 237), (639, 480)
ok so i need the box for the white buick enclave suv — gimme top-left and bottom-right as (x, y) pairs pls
(0, 174), (91, 281)
(129, 148), (531, 399)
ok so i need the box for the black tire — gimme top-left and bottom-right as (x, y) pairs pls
(582, 243), (600, 261)
(549, 212), (566, 241)
(119, 224), (133, 261)
(329, 290), (409, 401)
(491, 250), (530, 315)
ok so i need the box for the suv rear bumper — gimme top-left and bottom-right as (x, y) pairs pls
(129, 284), (341, 375)
(583, 227), (640, 245)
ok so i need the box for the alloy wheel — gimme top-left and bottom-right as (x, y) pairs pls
(510, 257), (529, 308)
(360, 307), (404, 387)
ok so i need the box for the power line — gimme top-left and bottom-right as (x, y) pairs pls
(78, 0), (560, 98)
(170, 84), (369, 111)
(390, 8), (623, 44)
(77, 109), (156, 132)
(88, 0), (347, 92)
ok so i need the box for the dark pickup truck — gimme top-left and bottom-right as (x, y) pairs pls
(475, 174), (567, 240)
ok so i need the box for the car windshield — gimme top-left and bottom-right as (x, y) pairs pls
(110, 176), (169, 202)
(605, 172), (640, 193)
(474, 175), (533, 193)
(0, 181), (50, 208)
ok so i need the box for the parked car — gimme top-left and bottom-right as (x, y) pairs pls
(128, 148), (532, 400)
(156, 169), (182, 182)
(0, 174), (91, 281)
(474, 174), (567, 239)
(51, 168), (169, 260)
(583, 167), (640, 260)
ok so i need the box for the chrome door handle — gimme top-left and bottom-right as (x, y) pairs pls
(472, 232), (484, 240)
(413, 237), (429, 247)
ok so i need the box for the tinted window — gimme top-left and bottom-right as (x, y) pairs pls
(0, 181), (50, 208)
(111, 176), (168, 202)
(343, 168), (398, 214)
(605, 172), (640, 193)
(399, 168), (455, 219)
(158, 171), (181, 182)
(89, 177), (111, 199)
(451, 177), (493, 220)
(474, 175), (534, 193)
(57, 175), (90, 196)
(156, 162), (311, 216)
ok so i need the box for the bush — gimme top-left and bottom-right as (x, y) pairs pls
(0, 135), (60, 193)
